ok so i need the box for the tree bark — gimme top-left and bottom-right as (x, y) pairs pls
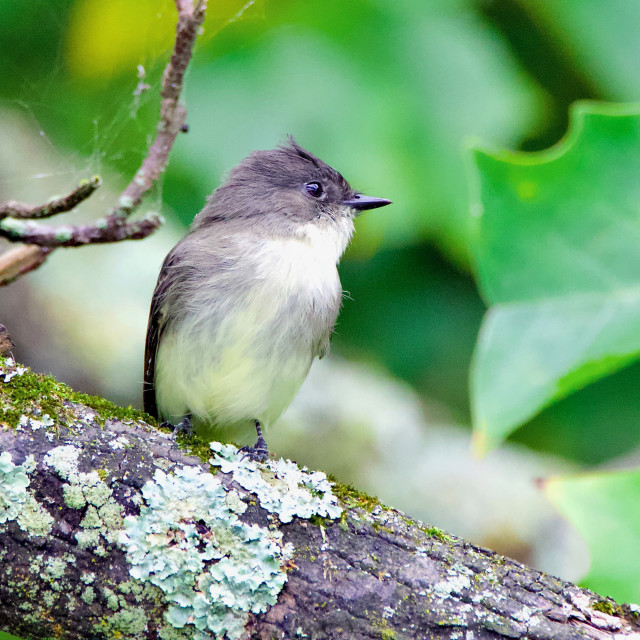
(0, 358), (638, 640)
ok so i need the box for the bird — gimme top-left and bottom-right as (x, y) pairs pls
(143, 138), (391, 458)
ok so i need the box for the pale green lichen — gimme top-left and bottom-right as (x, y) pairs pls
(210, 442), (342, 523)
(43, 445), (80, 481)
(81, 571), (96, 585)
(118, 579), (144, 596)
(109, 435), (131, 450)
(158, 625), (193, 640)
(44, 557), (68, 581)
(0, 451), (53, 536)
(118, 195), (134, 210)
(432, 567), (473, 599)
(0, 451), (33, 523)
(44, 445), (123, 551)
(76, 529), (101, 550)
(120, 465), (292, 640)
(103, 586), (120, 611)
(54, 227), (73, 242)
(83, 476), (112, 507)
(0, 217), (30, 234)
(95, 607), (148, 637)
(99, 497), (125, 532)
(81, 586), (96, 604)
(2, 359), (27, 383)
(81, 505), (102, 529)
(19, 413), (54, 430)
(63, 483), (86, 509)
(144, 211), (164, 224)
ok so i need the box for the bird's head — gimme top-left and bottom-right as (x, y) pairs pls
(193, 138), (391, 237)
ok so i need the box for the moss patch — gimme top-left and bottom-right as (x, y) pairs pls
(74, 392), (153, 425)
(422, 525), (451, 543)
(0, 358), (153, 429)
(329, 476), (381, 512)
(592, 599), (623, 616)
(173, 432), (214, 464)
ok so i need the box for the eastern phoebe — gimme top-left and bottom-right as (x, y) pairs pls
(144, 139), (391, 458)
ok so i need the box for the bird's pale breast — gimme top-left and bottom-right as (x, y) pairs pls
(154, 219), (350, 443)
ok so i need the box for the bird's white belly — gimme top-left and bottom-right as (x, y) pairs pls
(155, 228), (345, 443)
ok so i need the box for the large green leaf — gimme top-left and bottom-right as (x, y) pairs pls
(545, 468), (640, 602)
(470, 102), (640, 453)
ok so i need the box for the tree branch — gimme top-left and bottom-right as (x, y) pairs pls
(0, 212), (163, 248)
(108, 0), (207, 219)
(1, 357), (638, 640)
(0, 177), (101, 221)
(0, 244), (52, 286)
(0, 0), (208, 285)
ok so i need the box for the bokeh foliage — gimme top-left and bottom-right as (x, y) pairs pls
(470, 104), (640, 603)
(545, 468), (640, 603)
(3, 0), (640, 605)
(471, 103), (640, 454)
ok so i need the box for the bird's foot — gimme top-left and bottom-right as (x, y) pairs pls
(240, 420), (269, 462)
(161, 416), (194, 438)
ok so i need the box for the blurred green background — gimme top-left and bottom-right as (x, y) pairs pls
(1, 0), (640, 587)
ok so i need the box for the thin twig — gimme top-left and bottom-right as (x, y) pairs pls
(0, 177), (101, 221)
(0, 213), (163, 248)
(0, 0), (208, 285)
(109, 0), (208, 219)
(0, 244), (51, 286)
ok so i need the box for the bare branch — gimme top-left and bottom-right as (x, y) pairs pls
(0, 0), (208, 286)
(109, 0), (208, 219)
(0, 177), (101, 221)
(0, 213), (163, 248)
(0, 244), (51, 286)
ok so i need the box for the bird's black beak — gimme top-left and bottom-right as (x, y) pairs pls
(342, 193), (393, 211)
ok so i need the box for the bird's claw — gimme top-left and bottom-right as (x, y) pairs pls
(240, 420), (269, 461)
(161, 416), (194, 438)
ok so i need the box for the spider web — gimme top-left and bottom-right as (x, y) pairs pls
(0, 8), (169, 218)
(0, 0), (262, 218)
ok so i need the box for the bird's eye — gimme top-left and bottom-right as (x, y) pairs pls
(304, 182), (323, 198)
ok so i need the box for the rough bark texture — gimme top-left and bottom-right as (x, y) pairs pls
(0, 358), (639, 640)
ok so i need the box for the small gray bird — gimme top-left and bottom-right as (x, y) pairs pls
(144, 139), (391, 457)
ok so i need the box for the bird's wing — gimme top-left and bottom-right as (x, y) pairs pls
(143, 249), (182, 418)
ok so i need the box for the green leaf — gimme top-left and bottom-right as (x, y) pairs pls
(470, 102), (640, 454)
(544, 468), (640, 602)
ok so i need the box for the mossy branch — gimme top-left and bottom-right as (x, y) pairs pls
(1, 358), (639, 640)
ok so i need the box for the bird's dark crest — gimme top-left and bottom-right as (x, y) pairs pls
(282, 136), (322, 169)
(278, 136), (351, 194)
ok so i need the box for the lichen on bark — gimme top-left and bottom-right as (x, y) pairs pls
(1, 357), (639, 640)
